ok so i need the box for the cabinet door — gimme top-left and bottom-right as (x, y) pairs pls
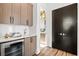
(24, 36), (36, 56)
(24, 37), (31, 56)
(30, 36), (36, 55)
(0, 4), (3, 23)
(12, 3), (21, 25)
(27, 4), (33, 26)
(20, 4), (28, 25)
(0, 3), (11, 24)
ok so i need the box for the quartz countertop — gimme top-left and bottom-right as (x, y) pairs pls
(0, 34), (36, 44)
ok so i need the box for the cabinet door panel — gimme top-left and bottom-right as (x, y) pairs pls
(0, 4), (3, 23)
(30, 36), (36, 55)
(21, 4), (28, 25)
(24, 36), (36, 56)
(24, 37), (31, 56)
(12, 3), (20, 25)
(0, 3), (11, 24)
(27, 4), (33, 26)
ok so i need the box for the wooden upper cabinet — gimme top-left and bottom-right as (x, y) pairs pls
(0, 3), (11, 24)
(27, 4), (33, 26)
(12, 3), (21, 25)
(0, 3), (33, 25)
(21, 3), (33, 26)
(21, 4), (28, 25)
(0, 4), (3, 23)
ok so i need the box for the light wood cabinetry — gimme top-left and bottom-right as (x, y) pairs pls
(21, 3), (33, 26)
(12, 3), (21, 25)
(27, 4), (33, 26)
(0, 3), (11, 24)
(24, 37), (31, 56)
(24, 36), (36, 56)
(30, 36), (36, 55)
(0, 3), (20, 24)
(0, 3), (33, 26)
(0, 4), (3, 24)
(21, 4), (28, 25)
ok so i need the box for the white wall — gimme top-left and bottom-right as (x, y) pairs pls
(0, 24), (27, 36)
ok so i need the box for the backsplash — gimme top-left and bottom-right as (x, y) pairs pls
(0, 24), (29, 36)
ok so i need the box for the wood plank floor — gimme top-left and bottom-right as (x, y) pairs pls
(37, 47), (76, 56)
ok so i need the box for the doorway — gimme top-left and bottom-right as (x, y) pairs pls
(40, 9), (47, 49)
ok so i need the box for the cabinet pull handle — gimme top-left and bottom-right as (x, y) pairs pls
(10, 16), (11, 24)
(13, 17), (14, 24)
(12, 17), (14, 24)
(26, 20), (28, 25)
(30, 37), (32, 43)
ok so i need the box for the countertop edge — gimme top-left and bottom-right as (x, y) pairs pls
(0, 35), (37, 44)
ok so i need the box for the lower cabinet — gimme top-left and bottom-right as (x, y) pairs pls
(24, 36), (36, 56)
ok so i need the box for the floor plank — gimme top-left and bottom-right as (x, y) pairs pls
(49, 48), (58, 56)
(62, 51), (67, 56)
(56, 50), (63, 56)
(39, 48), (49, 56)
(67, 52), (75, 56)
(46, 48), (54, 56)
(38, 47), (76, 56)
